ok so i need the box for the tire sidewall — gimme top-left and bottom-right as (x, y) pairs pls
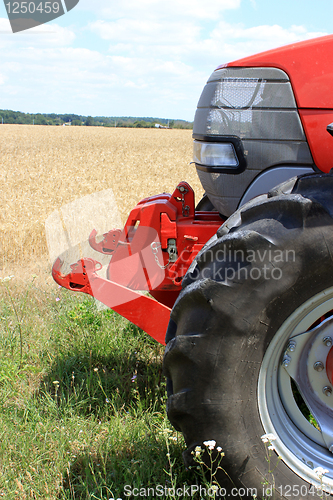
(218, 273), (333, 497)
(165, 175), (333, 498)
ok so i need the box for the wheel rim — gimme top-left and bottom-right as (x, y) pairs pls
(258, 287), (333, 490)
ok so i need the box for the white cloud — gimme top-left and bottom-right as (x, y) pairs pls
(0, 38), (203, 118)
(0, 18), (76, 46)
(0, 0), (329, 120)
(0, 16), (11, 31)
(90, 18), (200, 46)
(200, 22), (328, 64)
(79, 0), (241, 21)
(0, 46), (113, 109)
(212, 21), (326, 46)
(90, 16), (328, 75)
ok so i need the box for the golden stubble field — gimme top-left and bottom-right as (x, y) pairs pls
(0, 125), (203, 273)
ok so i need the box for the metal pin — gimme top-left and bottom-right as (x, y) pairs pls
(314, 361), (324, 372)
(323, 386), (332, 397)
(282, 356), (291, 367)
(288, 341), (296, 352)
(323, 337), (333, 348)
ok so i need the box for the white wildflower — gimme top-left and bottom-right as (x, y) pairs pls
(0, 275), (14, 283)
(268, 445), (274, 450)
(203, 440), (216, 450)
(313, 467), (329, 477)
(217, 446), (223, 452)
(261, 433), (277, 443)
(194, 445), (202, 457)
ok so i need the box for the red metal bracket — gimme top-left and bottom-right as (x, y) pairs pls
(89, 229), (122, 254)
(52, 257), (171, 345)
(103, 182), (223, 292)
(52, 181), (223, 344)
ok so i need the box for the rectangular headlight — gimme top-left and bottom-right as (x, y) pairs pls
(193, 140), (239, 167)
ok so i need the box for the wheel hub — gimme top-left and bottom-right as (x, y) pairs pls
(326, 344), (333, 386)
(283, 317), (333, 451)
(258, 289), (333, 490)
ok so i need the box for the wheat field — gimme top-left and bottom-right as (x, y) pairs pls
(0, 125), (203, 271)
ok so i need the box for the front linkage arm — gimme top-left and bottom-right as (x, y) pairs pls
(52, 257), (170, 345)
(52, 182), (223, 345)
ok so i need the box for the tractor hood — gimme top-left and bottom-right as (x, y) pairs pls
(192, 34), (333, 217)
(222, 34), (333, 110)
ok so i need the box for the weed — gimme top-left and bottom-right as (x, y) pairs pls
(260, 434), (281, 499)
(0, 274), (36, 367)
(0, 280), (194, 499)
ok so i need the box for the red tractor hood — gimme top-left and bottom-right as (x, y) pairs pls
(218, 34), (333, 110)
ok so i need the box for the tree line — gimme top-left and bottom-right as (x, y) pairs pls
(0, 110), (193, 129)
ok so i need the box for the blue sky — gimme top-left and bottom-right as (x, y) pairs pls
(0, 0), (331, 121)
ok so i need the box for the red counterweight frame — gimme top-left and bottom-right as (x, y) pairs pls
(52, 182), (223, 345)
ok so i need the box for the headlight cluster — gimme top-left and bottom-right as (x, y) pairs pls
(193, 140), (239, 168)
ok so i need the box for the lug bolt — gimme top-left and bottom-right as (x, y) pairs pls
(323, 336), (333, 347)
(282, 356), (290, 367)
(314, 361), (325, 372)
(323, 386), (332, 397)
(329, 445), (333, 454)
(288, 341), (296, 352)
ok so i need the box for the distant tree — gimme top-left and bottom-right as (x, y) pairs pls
(134, 120), (154, 128)
(34, 115), (47, 125)
(85, 116), (94, 126)
(0, 109), (193, 128)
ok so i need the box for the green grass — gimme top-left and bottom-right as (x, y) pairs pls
(0, 274), (196, 499)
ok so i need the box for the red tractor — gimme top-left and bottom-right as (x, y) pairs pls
(53, 34), (333, 498)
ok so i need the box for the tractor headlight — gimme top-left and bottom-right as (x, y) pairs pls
(193, 141), (239, 167)
(192, 137), (247, 174)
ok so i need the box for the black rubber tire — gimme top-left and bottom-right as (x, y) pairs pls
(163, 173), (333, 498)
(195, 193), (216, 212)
